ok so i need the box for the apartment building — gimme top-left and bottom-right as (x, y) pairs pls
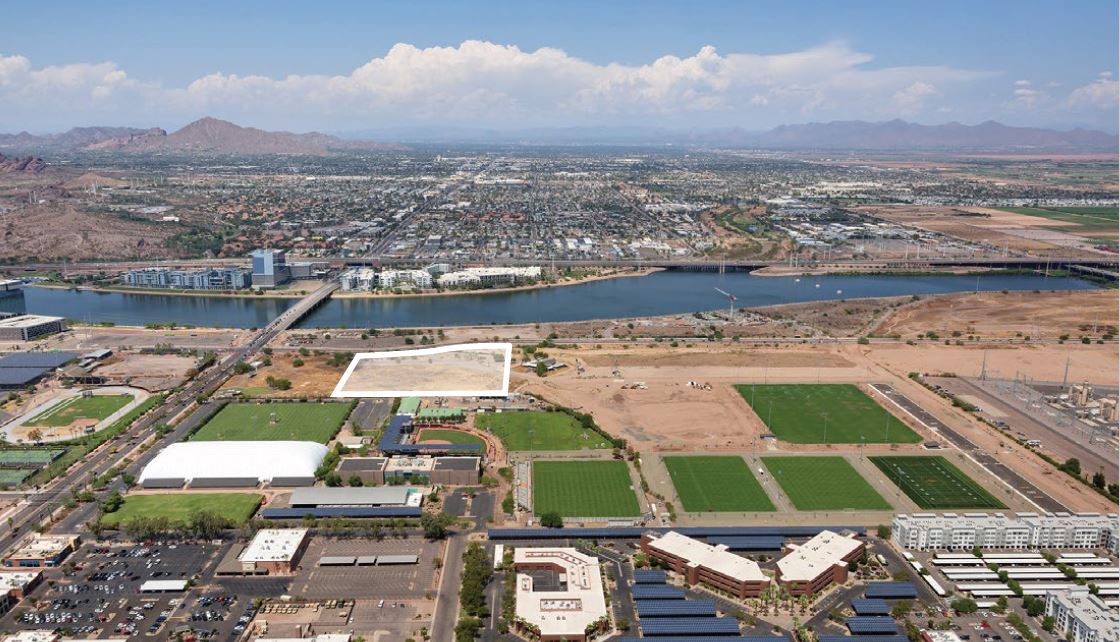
(892, 512), (1119, 552)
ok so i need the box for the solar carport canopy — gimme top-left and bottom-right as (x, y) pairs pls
(631, 585), (686, 600)
(851, 599), (891, 615)
(636, 599), (717, 618)
(847, 617), (900, 635)
(640, 617), (741, 636)
(864, 582), (917, 599)
(634, 569), (668, 584)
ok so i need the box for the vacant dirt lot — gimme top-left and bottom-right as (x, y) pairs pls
(874, 290), (1118, 338)
(94, 353), (196, 391)
(222, 353), (349, 398)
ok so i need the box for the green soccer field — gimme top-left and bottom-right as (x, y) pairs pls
(190, 402), (352, 443)
(663, 456), (775, 512)
(98, 493), (264, 528)
(475, 411), (612, 451)
(26, 395), (134, 427)
(416, 428), (487, 448)
(870, 456), (1006, 509)
(533, 460), (641, 517)
(735, 384), (921, 444)
(763, 456), (892, 511)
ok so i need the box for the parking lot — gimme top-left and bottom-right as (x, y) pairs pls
(2, 541), (257, 641)
(290, 536), (442, 600)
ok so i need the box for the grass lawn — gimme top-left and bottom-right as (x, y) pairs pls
(26, 395), (133, 427)
(870, 456), (1006, 509)
(99, 493), (263, 528)
(663, 456), (774, 512)
(763, 456), (891, 511)
(533, 460), (641, 517)
(0, 450), (64, 466)
(190, 402), (352, 443)
(475, 411), (611, 451)
(416, 428), (486, 448)
(736, 384), (920, 444)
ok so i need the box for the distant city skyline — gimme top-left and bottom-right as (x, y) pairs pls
(1, 0), (1117, 133)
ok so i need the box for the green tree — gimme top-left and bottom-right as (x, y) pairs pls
(949, 596), (976, 609)
(348, 474), (364, 487)
(1092, 471), (1106, 489)
(421, 512), (455, 540)
(102, 491), (124, 513)
(539, 511), (563, 528)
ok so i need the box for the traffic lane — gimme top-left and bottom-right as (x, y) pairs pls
(430, 534), (466, 642)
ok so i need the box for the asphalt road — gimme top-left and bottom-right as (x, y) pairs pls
(869, 383), (1067, 512)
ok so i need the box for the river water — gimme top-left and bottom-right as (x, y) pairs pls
(11, 272), (1098, 329)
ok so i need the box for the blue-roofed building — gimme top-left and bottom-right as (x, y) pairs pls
(846, 617), (900, 635)
(635, 599), (717, 618)
(634, 569), (668, 584)
(851, 598), (891, 615)
(0, 352), (78, 369)
(379, 414), (481, 456)
(631, 584), (686, 600)
(640, 616), (741, 636)
(614, 638), (779, 642)
(487, 525), (866, 541)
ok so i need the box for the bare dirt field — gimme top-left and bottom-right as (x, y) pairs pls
(874, 290), (1119, 338)
(222, 353), (349, 398)
(93, 353), (197, 391)
(336, 346), (508, 396)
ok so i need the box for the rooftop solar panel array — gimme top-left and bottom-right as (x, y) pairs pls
(636, 599), (717, 618)
(851, 599), (891, 615)
(640, 617), (741, 636)
(634, 569), (668, 584)
(0, 352), (78, 369)
(864, 583), (918, 599)
(0, 367), (53, 386)
(631, 585), (686, 600)
(706, 536), (784, 551)
(847, 617), (900, 635)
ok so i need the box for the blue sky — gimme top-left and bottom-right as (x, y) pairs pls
(2, 0), (1117, 133)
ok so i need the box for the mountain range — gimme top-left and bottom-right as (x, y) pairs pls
(0, 117), (1115, 154)
(0, 118), (401, 155)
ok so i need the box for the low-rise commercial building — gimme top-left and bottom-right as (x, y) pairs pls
(3, 534), (80, 568)
(513, 548), (608, 642)
(238, 529), (310, 575)
(776, 530), (864, 596)
(640, 530), (770, 598)
(0, 315), (67, 341)
(337, 456), (481, 485)
(892, 512), (1119, 552)
(288, 486), (423, 508)
(1045, 586), (1119, 642)
(0, 571), (43, 616)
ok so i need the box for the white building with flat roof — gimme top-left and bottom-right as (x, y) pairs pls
(892, 512), (1118, 553)
(0, 315), (66, 341)
(513, 548), (607, 642)
(238, 528), (309, 574)
(777, 530), (864, 595)
(1045, 586), (1119, 642)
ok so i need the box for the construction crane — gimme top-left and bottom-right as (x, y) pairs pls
(715, 287), (737, 320)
